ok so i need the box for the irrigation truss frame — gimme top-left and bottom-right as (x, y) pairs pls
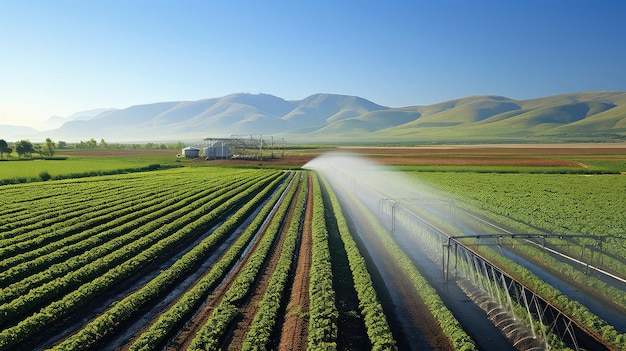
(374, 195), (613, 351)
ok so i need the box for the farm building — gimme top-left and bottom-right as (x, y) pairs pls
(182, 146), (200, 158)
(203, 139), (232, 159)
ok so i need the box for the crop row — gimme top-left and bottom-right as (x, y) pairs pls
(128, 172), (297, 351)
(0, 169), (259, 240)
(0, 172), (246, 271)
(0, 171), (179, 224)
(413, 172), (626, 263)
(51, 171), (290, 350)
(0, 169), (284, 350)
(0, 179), (191, 268)
(330, 177), (477, 350)
(0, 181), (154, 235)
(0, 182), (234, 305)
(187, 171), (304, 350)
(317, 174), (397, 350)
(0, 175), (260, 316)
(0, 169), (220, 238)
(306, 174), (339, 350)
(0, 170), (274, 327)
(240, 173), (309, 350)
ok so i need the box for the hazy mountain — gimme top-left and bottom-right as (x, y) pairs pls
(40, 116), (66, 130)
(0, 125), (40, 141)
(38, 108), (117, 130)
(66, 108), (116, 121)
(2, 91), (625, 143)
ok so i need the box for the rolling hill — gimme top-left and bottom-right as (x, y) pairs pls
(3, 91), (626, 143)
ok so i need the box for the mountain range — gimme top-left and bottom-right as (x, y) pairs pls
(2, 91), (626, 144)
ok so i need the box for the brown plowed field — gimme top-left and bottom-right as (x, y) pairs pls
(63, 143), (626, 168)
(209, 143), (626, 167)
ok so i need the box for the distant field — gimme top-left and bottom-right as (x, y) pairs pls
(0, 150), (181, 183)
(2, 144), (625, 183)
(341, 144), (626, 173)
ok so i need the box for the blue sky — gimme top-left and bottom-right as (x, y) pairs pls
(1, 0), (625, 127)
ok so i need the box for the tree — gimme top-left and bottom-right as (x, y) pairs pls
(15, 140), (34, 158)
(99, 138), (108, 149)
(58, 141), (68, 149)
(77, 138), (98, 149)
(45, 138), (56, 156)
(0, 139), (11, 159)
(34, 144), (44, 159)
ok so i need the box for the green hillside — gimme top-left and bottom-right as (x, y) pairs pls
(292, 91), (626, 144)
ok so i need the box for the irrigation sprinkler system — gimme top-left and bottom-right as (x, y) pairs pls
(374, 193), (612, 350)
(309, 154), (620, 350)
(442, 234), (618, 283)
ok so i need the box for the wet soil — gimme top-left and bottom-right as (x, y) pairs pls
(332, 185), (456, 351)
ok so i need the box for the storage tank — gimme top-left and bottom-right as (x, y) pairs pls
(204, 140), (231, 159)
(182, 146), (200, 158)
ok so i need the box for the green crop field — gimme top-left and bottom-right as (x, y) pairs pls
(411, 172), (626, 237)
(0, 154), (181, 184)
(0, 146), (623, 351)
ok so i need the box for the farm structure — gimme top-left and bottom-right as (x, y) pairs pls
(203, 135), (285, 160)
(181, 146), (200, 158)
(203, 139), (231, 159)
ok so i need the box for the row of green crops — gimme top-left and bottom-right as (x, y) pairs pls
(187, 171), (304, 350)
(128, 172), (296, 351)
(241, 173), (308, 351)
(0, 180), (234, 288)
(0, 167), (285, 350)
(0, 173), (270, 328)
(0, 179), (180, 254)
(52, 172), (290, 351)
(0, 177), (166, 234)
(317, 174), (397, 350)
(329, 177), (477, 351)
(412, 172), (626, 261)
(307, 175), (339, 350)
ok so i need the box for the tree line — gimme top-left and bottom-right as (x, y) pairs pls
(0, 138), (186, 159)
(0, 139), (56, 159)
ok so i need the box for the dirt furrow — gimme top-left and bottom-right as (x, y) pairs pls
(277, 173), (313, 351)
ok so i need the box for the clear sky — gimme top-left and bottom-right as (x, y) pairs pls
(1, 0), (625, 128)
